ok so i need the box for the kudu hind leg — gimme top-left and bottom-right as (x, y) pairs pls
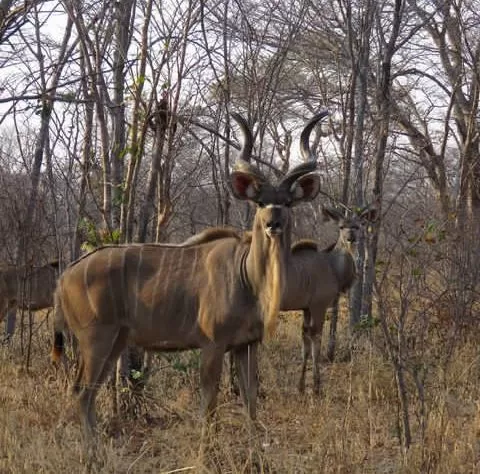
(233, 342), (258, 420)
(233, 342), (261, 468)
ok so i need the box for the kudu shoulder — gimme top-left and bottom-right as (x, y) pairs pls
(291, 239), (319, 253)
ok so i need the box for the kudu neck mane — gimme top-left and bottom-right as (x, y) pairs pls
(245, 214), (290, 336)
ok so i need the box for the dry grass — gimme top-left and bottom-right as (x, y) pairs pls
(1, 310), (480, 473)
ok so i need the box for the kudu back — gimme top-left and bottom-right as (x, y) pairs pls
(51, 111), (327, 446)
(287, 205), (378, 393)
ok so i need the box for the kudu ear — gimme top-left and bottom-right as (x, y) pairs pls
(48, 260), (60, 269)
(289, 172), (321, 204)
(358, 206), (378, 223)
(230, 170), (263, 201)
(322, 206), (342, 222)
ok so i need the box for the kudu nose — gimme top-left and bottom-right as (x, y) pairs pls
(267, 219), (280, 229)
(266, 219), (282, 235)
(346, 230), (356, 243)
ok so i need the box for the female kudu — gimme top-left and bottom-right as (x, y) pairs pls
(223, 205), (377, 395)
(287, 205), (377, 394)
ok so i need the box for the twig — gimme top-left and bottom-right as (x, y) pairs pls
(160, 467), (197, 474)
(126, 444), (152, 473)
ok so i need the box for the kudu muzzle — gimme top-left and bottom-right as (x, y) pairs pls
(345, 228), (357, 243)
(265, 205), (285, 237)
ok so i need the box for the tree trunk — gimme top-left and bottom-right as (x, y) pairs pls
(111, 0), (135, 230)
(348, 0), (374, 331)
(72, 51), (95, 260)
(121, 0), (154, 243)
(135, 98), (168, 243)
(362, 0), (403, 322)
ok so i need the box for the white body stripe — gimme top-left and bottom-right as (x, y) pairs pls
(134, 246), (144, 323)
(107, 248), (119, 316)
(120, 247), (128, 312)
(84, 252), (97, 318)
(150, 247), (168, 328)
(179, 247), (194, 331)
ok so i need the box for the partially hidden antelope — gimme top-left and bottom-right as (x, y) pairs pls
(285, 205), (377, 394)
(51, 111), (327, 448)
(0, 261), (60, 338)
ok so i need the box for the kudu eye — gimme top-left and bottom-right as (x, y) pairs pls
(257, 201), (266, 208)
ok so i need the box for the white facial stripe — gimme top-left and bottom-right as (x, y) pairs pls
(266, 204), (283, 208)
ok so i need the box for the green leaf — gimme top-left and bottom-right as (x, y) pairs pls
(130, 370), (143, 380)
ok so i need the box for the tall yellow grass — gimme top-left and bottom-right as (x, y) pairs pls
(1, 309), (479, 473)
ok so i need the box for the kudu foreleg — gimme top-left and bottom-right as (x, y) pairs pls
(298, 309), (312, 394)
(199, 345), (225, 458)
(200, 345), (225, 417)
(233, 342), (261, 466)
(326, 296), (340, 362)
(299, 308), (326, 395)
(233, 342), (258, 420)
(311, 333), (322, 395)
(310, 308), (326, 395)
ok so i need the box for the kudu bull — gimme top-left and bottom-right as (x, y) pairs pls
(0, 261), (60, 338)
(51, 111), (327, 447)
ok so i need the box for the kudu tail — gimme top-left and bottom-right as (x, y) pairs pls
(51, 287), (65, 363)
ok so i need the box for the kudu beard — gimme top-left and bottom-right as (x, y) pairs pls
(260, 235), (286, 338)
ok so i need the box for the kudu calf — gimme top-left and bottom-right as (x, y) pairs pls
(51, 111), (327, 447)
(286, 205), (377, 393)
(0, 261), (60, 337)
